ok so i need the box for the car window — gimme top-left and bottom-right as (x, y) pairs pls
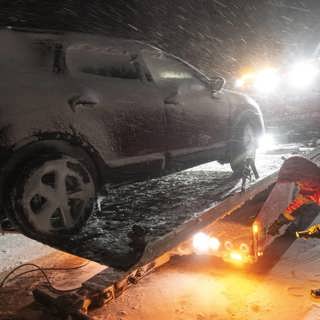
(67, 44), (139, 80)
(142, 50), (207, 89)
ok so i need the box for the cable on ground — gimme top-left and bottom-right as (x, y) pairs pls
(0, 261), (89, 293)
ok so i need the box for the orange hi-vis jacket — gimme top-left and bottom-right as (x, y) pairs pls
(283, 186), (320, 221)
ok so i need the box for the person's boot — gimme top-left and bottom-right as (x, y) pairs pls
(310, 288), (320, 298)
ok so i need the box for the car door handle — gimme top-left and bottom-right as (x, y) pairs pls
(68, 95), (98, 111)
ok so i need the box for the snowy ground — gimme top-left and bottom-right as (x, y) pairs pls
(1, 207), (320, 320)
(0, 234), (55, 273)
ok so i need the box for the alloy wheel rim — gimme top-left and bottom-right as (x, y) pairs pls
(22, 158), (95, 234)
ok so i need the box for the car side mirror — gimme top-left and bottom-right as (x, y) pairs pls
(210, 76), (225, 94)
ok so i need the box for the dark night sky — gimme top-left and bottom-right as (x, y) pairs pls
(1, 0), (320, 78)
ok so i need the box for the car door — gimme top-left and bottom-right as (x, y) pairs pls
(141, 49), (230, 165)
(66, 42), (167, 175)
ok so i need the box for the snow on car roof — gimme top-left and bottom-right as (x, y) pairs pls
(2, 26), (208, 80)
(2, 26), (157, 54)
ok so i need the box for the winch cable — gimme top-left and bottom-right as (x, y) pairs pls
(0, 261), (89, 293)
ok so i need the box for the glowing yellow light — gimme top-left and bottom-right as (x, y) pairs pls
(252, 223), (259, 234)
(235, 73), (255, 88)
(254, 68), (280, 94)
(193, 232), (210, 253)
(209, 237), (220, 251)
(230, 251), (243, 262)
(193, 233), (221, 253)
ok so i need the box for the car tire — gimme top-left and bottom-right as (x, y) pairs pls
(6, 153), (96, 242)
(230, 120), (258, 173)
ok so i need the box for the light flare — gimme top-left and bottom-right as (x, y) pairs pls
(192, 232), (220, 253)
(193, 232), (210, 253)
(229, 251), (243, 262)
(252, 222), (259, 234)
(235, 67), (280, 94)
(254, 68), (280, 94)
(209, 237), (221, 251)
(288, 60), (318, 89)
(235, 73), (255, 88)
(258, 133), (276, 153)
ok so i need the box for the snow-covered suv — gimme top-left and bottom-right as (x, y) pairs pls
(0, 27), (264, 241)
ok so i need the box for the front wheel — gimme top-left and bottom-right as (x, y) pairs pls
(7, 155), (96, 242)
(230, 122), (258, 173)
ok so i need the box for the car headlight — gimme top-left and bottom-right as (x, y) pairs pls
(288, 61), (319, 89)
(253, 68), (280, 94)
(235, 68), (280, 94)
(235, 73), (255, 88)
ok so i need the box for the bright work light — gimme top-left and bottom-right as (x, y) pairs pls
(288, 60), (318, 89)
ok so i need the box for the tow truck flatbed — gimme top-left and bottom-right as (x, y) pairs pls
(33, 148), (320, 320)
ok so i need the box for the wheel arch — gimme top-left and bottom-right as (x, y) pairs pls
(227, 109), (265, 163)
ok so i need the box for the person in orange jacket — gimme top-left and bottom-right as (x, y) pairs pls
(268, 156), (320, 298)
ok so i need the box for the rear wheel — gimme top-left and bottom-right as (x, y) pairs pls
(230, 121), (258, 173)
(7, 154), (96, 242)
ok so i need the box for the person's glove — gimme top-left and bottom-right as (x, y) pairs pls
(296, 224), (320, 239)
(268, 215), (291, 236)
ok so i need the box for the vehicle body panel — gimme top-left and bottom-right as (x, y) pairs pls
(0, 28), (264, 221)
